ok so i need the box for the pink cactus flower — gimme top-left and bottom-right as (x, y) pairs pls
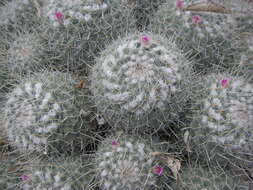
(176, 0), (184, 8)
(140, 35), (150, 45)
(21, 175), (29, 181)
(220, 79), (229, 87)
(192, 15), (202, 24)
(153, 165), (164, 176)
(111, 140), (118, 146)
(55, 11), (64, 21)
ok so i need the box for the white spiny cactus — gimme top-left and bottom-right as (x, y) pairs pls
(91, 32), (192, 130)
(2, 71), (93, 154)
(95, 133), (167, 190)
(190, 73), (253, 159)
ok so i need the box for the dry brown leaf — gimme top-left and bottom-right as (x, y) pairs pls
(0, 138), (6, 146)
(183, 2), (232, 14)
(8, 162), (25, 173)
(149, 151), (163, 157)
(163, 156), (181, 184)
(239, 32), (253, 40)
(75, 80), (85, 89)
(96, 0), (104, 4)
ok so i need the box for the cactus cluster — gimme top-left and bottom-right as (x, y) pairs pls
(2, 71), (93, 154)
(0, 0), (253, 189)
(91, 32), (192, 130)
(22, 157), (93, 190)
(95, 133), (168, 190)
(190, 73), (253, 162)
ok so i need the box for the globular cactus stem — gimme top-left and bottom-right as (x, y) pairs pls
(2, 71), (93, 155)
(91, 32), (193, 131)
(94, 132), (170, 190)
(190, 72), (253, 164)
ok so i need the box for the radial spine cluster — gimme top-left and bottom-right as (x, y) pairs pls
(6, 32), (43, 74)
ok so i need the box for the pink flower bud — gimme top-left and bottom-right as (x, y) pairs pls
(192, 15), (201, 24)
(220, 79), (229, 87)
(111, 140), (118, 146)
(140, 35), (150, 45)
(55, 11), (64, 21)
(21, 175), (29, 181)
(176, 0), (184, 8)
(153, 165), (164, 176)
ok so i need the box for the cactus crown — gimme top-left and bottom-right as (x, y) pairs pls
(6, 32), (44, 74)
